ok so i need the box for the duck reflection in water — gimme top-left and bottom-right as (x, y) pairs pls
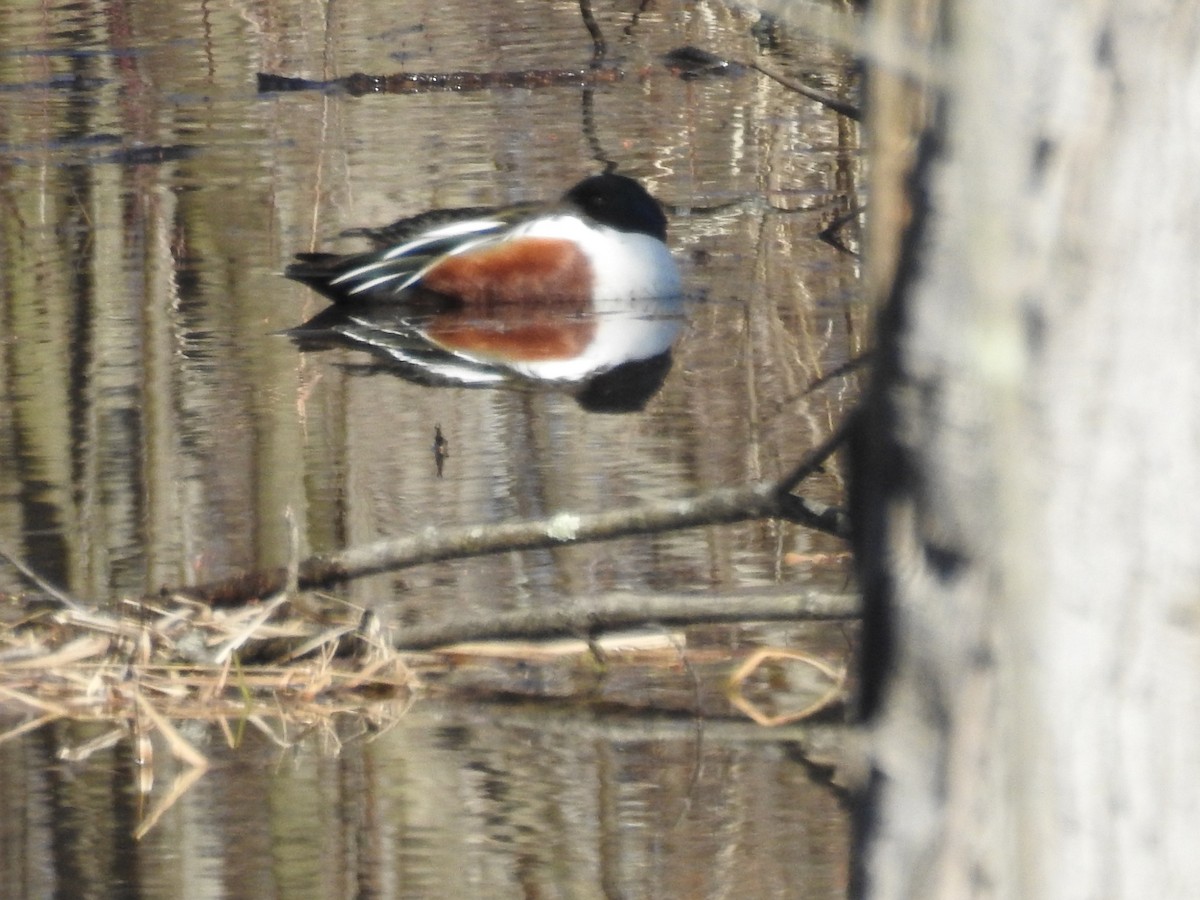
(285, 174), (685, 413)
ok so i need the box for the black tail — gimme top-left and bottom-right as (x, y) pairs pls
(284, 252), (371, 303)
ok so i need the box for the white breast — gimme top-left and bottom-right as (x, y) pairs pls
(516, 215), (682, 301)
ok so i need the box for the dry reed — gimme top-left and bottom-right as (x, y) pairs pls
(0, 590), (413, 837)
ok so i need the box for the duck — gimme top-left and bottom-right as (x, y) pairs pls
(286, 173), (684, 413)
(285, 172), (681, 306)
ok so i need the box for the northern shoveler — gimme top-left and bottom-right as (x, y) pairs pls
(286, 174), (684, 413)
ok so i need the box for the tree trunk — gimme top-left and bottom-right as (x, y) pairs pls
(853, 0), (1200, 897)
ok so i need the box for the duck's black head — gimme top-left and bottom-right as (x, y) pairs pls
(562, 173), (669, 242)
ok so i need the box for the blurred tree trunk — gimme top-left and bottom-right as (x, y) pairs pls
(852, 0), (1200, 897)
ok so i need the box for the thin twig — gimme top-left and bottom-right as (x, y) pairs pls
(0, 543), (88, 611)
(211, 593), (290, 664)
(0, 712), (64, 746)
(801, 351), (874, 398)
(727, 647), (847, 726)
(579, 0), (606, 65)
(750, 61), (862, 121)
(134, 765), (207, 841)
(818, 202), (866, 254)
(775, 411), (856, 494)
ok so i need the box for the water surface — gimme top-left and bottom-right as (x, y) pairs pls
(0, 0), (862, 895)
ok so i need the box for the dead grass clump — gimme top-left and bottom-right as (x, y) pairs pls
(0, 591), (413, 720)
(0, 590), (413, 837)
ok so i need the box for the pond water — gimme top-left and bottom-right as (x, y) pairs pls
(0, 0), (864, 896)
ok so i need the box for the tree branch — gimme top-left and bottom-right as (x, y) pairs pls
(180, 420), (852, 607)
(750, 61), (862, 121)
(392, 588), (858, 649)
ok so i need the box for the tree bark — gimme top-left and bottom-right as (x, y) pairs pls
(853, 1), (1200, 897)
